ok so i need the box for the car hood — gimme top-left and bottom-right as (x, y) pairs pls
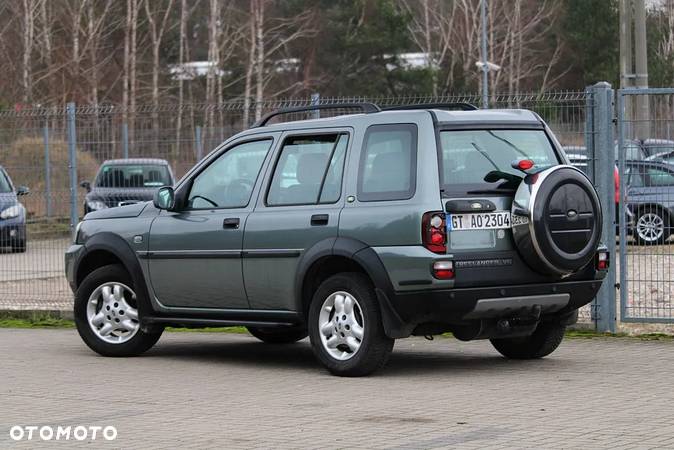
(0, 192), (18, 211)
(86, 187), (157, 208)
(84, 201), (150, 220)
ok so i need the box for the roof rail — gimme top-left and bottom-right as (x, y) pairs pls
(381, 102), (478, 112)
(252, 102), (380, 128)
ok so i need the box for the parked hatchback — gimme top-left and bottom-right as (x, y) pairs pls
(66, 103), (608, 376)
(81, 158), (174, 214)
(0, 165), (29, 252)
(624, 159), (674, 245)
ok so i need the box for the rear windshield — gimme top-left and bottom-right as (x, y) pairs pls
(96, 164), (172, 188)
(439, 129), (559, 194)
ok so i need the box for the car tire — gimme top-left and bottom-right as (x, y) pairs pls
(11, 239), (26, 253)
(74, 264), (163, 357)
(634, 207), (670, 246)
(308, 272), (394, 377)
(247, 325), (307, 344)
(490, 321), (566, 360)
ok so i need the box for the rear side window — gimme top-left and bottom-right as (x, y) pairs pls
(358, 124), (417, 201)
(439, 129), (559, 194)
(267, 133), (348, 206)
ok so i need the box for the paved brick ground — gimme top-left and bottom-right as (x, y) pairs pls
(1, 329), (674, 449)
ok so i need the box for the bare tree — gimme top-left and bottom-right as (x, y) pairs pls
(21, 0), (38, 104)
(144, 0), (175, 140)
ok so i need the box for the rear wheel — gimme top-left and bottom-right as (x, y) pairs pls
(74, 264), (163, 357)
(308, 272), (394, 376)
(634, 208), (669, 245)
(247, 325), (307, 344)
(490, 321), (566, 359)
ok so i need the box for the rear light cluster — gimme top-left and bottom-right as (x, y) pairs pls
(596, 250), (610, 270)
(422, 211), (447, 253)
(432, 261), (454, 279)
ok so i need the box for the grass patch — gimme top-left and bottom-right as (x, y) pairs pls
(0, 314), (74, 329)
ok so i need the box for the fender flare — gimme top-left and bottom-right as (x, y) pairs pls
(295, 237), (410, 338)
(77, 232), (153, 319)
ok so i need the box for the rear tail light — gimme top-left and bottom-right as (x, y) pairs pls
(596, 251), (609, 270)
(422, 212), (447, 253)
(432, 261), (454, 279)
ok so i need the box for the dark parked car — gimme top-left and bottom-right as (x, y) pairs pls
(624, 160), (674, 245)
(0, 165), (29, 252)
(81, 158), (174, 214)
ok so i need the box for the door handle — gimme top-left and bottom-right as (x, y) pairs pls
(223, 217), (240, 229)
(311, 214), (329, 226)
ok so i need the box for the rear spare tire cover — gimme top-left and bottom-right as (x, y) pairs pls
(511, 165), (602, 276)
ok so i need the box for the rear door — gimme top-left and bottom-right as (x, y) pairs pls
(243, 129), (351, 310)
(437, 127), (564, 286)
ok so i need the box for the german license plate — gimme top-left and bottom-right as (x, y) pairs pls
(448, 211), (512, 231)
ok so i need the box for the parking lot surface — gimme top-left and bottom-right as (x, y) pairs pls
(2, 329), (674, 449)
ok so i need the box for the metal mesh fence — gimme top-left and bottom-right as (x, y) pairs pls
(0, 92), (595, 321)
(618, 89), (674, 322)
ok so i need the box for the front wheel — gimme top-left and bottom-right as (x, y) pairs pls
(308, 273), (394, 377)
(74, 264), (163, 357)
(490, 321), (566, 360)
(247, 325), (307, 344)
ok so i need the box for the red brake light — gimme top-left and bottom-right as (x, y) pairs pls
(422, 212), (446, 254)
(518, 159), (535, 170)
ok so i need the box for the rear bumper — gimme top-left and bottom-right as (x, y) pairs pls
(380, 278), (604, 338)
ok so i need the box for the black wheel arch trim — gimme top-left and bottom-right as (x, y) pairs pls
(76, 232), (153, 319)
(295, 236), (409, 338)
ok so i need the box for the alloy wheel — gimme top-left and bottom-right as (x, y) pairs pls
(636, 212), (664, 243)
(318, 291), (365, 361)
(86, 282), (140, 344)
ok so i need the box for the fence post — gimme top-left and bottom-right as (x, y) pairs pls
(590, 82), (617, 333)
(122, 122), (129, 159)
(43, 123), (52, 218)
(67, 103), (78, 239)
(195, 125), (203, 161)
(310, 92), (320, 119)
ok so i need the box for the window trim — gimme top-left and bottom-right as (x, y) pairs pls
(357, 123), (418, 202)
(184, 137), (275, 211)
(264, 131), (349, 207)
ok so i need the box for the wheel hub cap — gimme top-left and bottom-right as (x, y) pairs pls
(86, 282), (140, 344)
(637, 213), (664, 242)
(318, 291), (364, 361)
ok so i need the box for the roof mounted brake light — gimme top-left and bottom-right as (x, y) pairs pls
(512, 159), (535, 172)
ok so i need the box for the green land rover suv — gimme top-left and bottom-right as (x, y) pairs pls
(66, 103), (608, 376)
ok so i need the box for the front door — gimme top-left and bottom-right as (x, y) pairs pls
(148, 137), (275, 309)
(243, 130), (351, 310)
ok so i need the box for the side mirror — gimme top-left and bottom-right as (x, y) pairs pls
(16, 186), (29, 196)
(153, 186), (175, 211)
(80, 181), (91, 192)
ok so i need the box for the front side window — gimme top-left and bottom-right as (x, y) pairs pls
(188, 139), (272, 209)
(267, 134), (348, 206)
(358, 124), (417, 201)
(439, 129), (559, 194)
(96, 164), (172, 188)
